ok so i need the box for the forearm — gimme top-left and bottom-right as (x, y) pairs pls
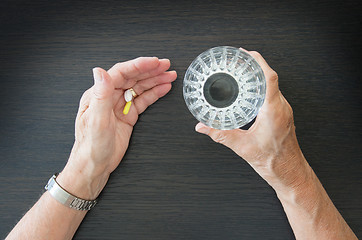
(264, 154), (357, 240)
(6, 156), (110, 240)
(196, 49), (357, 239)
(6, 192), (87, 240)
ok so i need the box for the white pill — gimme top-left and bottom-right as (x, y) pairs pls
(124, 89), (133, 102)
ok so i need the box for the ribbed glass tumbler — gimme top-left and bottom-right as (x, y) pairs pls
(183, 46), (266, 130)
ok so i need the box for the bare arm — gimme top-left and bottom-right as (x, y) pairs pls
(6, 57), (177, 240)
(5, 182), (90, 239)
(195, 49), (357, 240)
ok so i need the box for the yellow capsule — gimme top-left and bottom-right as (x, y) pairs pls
(123, 101), (132, 115)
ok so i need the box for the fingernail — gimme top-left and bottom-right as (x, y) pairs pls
(92, 68), (103, 83)
(161, 58), (170, 64)
(195, 122), (209, 134)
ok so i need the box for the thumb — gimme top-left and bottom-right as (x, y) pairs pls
(195, 122), (247, 152)
(90, 67), (114, 121)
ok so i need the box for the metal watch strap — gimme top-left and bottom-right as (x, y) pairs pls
(45, 173), (97, 211)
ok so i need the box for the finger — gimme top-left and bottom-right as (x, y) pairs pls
(132, 71), (177, 96)
(107, 57), (171, 89)
(121, 59), (172, 90)
(89, 67), (114, 124)
(109, 59), (173, 107)
(246, 50), (279, 102)
(132, 83), (172, 115)
(129, 58), (171, 83)
(113, 70), (176, 117)
(107, 57), (159, 88)
(195, 122), (248, 151)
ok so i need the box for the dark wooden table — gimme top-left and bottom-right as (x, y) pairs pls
(1, 0), (361, 239)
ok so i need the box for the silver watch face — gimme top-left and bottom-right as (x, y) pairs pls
(183, 46), (266, 130)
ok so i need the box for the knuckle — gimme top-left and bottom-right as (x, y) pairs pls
(113, 63), (127, 79)
(281, 94), (293, 115)
(79, 89), (91, 107)
(288, 107), (295, 126)
(286, 115), (295, 130)
(114, 62), (122, 69)
(269, 70), (278, 82)
(133, 60), (142, 74)
(92, 87), (103, 100)
(287, 102), (293, 115)
(81, 89), (91, 100)
(280, 101), (295, 129)
(210, 131), (227, 144)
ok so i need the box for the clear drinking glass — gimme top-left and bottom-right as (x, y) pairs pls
(183, 46), (266, 130)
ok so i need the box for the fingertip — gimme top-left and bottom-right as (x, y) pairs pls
(159, 58), (171, 70)
(239, 46), (249, 52)
(195, 122), (203, 132)
(92, 67), (101, 71)
(92, 67), (113, 100)
(159, 58), (170, 64)
(195, 122), (210, 134)
(92, 67), (103, 84)
(170, 70), (177, 81)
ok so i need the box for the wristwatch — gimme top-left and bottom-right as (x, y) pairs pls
(45, 173), (97, 211)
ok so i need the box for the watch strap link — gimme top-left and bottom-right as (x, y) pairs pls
(45, 173), (97, 211)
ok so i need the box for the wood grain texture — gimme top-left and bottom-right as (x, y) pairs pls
(0, 0), (361, 239)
